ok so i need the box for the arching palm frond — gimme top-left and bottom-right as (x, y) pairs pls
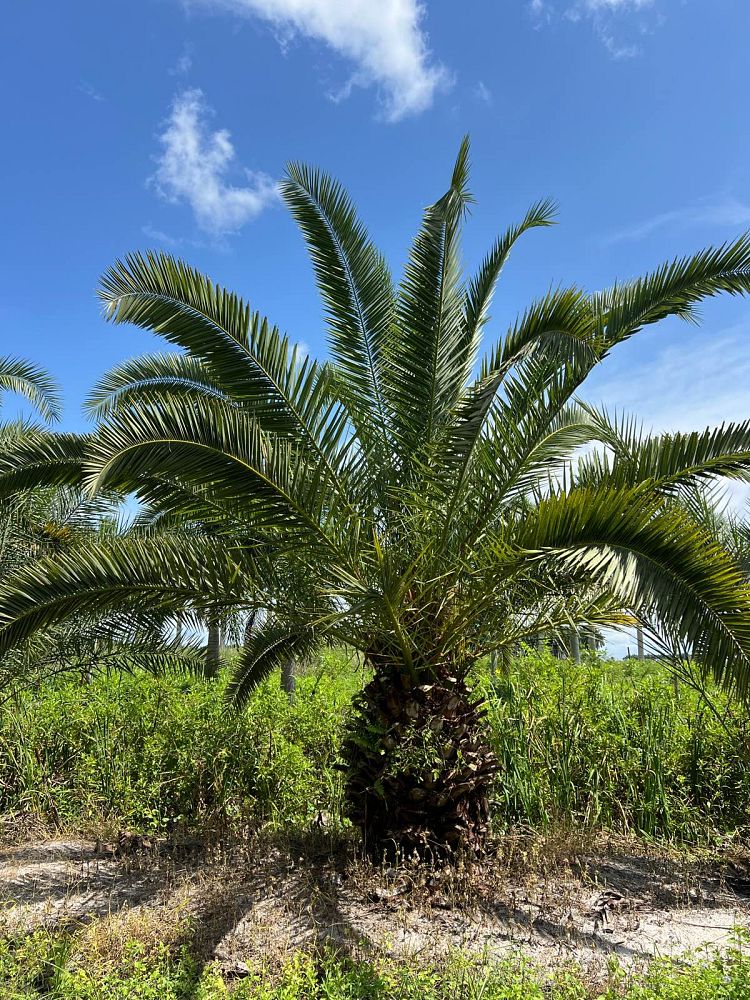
(0, 357), (61, 423)
(513, 487), (750, 695)
(390, 136), (474, 460)
(576, 408), (750, 495)
(0, 534), (253, 656)
(85, 352), (230, 418)
(226, 618), (320, 707)
(281, 164), (395, 453)
(0, 424), (89, 496)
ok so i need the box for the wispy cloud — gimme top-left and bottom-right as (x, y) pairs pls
(169, 43), (194, 76)
(151, 88), (279, 237)
(572, 0), (653, 10)
(605, 195), (750, 244)
(585, 319), (750, 434)
(78, 79), (104, 102)
(532, 0), (660, 57)
(474, 81), (493, 107)
(184, 0), (449, 121)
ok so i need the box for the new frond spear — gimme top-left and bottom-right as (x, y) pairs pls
(2, 138), (750, 859)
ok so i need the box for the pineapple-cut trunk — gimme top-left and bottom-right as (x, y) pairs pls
(341, 662), (497, 861)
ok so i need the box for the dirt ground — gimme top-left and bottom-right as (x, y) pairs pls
(1, 830), (749, 978)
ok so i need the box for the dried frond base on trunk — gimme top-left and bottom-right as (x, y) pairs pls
(341, 665), (497, 861)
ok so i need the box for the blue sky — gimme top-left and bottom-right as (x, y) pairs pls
(3, 0), (748, 655)
(3, 0), (749, 438)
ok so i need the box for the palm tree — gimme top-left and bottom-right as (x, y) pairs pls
(0, 365), (205, 686)
(0, 357), (63, 580)
(2, 140), (750, 857)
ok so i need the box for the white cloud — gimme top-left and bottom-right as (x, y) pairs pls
(151, 88), (279, 236)
(535, 0), (659, 56)
(605, 195), (750, 244)
(584, 319), (750, 434)
(142, 224), (184, 248)
(169, 44), (194, 76)
(574, 0), (653, 10)
(186, 0), (449, 120)
(78, 80), (104, 102)
(474, 81), (493, 106)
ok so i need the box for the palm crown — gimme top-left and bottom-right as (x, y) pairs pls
(2, 139), (750, 855)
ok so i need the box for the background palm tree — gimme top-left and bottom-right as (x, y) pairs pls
(0, 365), (206, 687)
(2, 141), (750, 857)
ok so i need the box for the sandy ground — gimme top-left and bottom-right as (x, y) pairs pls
(1, 833), (749, 977)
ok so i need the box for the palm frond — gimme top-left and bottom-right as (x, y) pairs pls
(464, 198), (557, 342)
(0, 424), (89, 497)
(87, 396), (357, 556)
(226, 618), (320, 706)
(281, 165), (395, 447)
(0, 534), (252, 657)
(442, 288), (597, 495)
(85, 352), (229, 418)
(0, 357), (61, 423)
(390, 136), (474, 457)
(513, 487), (750, 697)
(596, 234), (750, 348)
(99, 253), (347, 473)
(577, 407), (750, 494)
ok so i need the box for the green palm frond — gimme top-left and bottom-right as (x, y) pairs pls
(85, 352), (229, 418)
(226, 618), (320, 706)
(87, 396), (358, 557)
(0, 357), (61, 423)
(464, 198), (557, 343)
(0, 424), (89, 496)
(0, 534), (252, 657)
(577, 408), (750, 493)
(514, 487), (750, 695)
(99, 253), (346, 468)
(597, 234), (750, 348)
(390, 136), (474, 457)
(442, 288), (597, 497)
(281, 165), (395, 447)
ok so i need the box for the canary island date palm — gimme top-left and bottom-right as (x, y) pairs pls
(3, 140), (750, 857)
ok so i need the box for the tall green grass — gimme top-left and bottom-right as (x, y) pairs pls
(482, 651), (750, 841)
(1, 649), (750, 843)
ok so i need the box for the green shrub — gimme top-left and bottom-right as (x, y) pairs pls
(0, 649), (357, 835)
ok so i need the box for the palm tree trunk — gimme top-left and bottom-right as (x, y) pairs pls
(341, 657), (497, 860)
(205, 618), (222, 678)
(243, 609), (256, 647)
(570, 629), (580, 664)
(281, 658), (296, 700)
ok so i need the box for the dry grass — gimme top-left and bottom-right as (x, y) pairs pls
(3, 827), (749, 982)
